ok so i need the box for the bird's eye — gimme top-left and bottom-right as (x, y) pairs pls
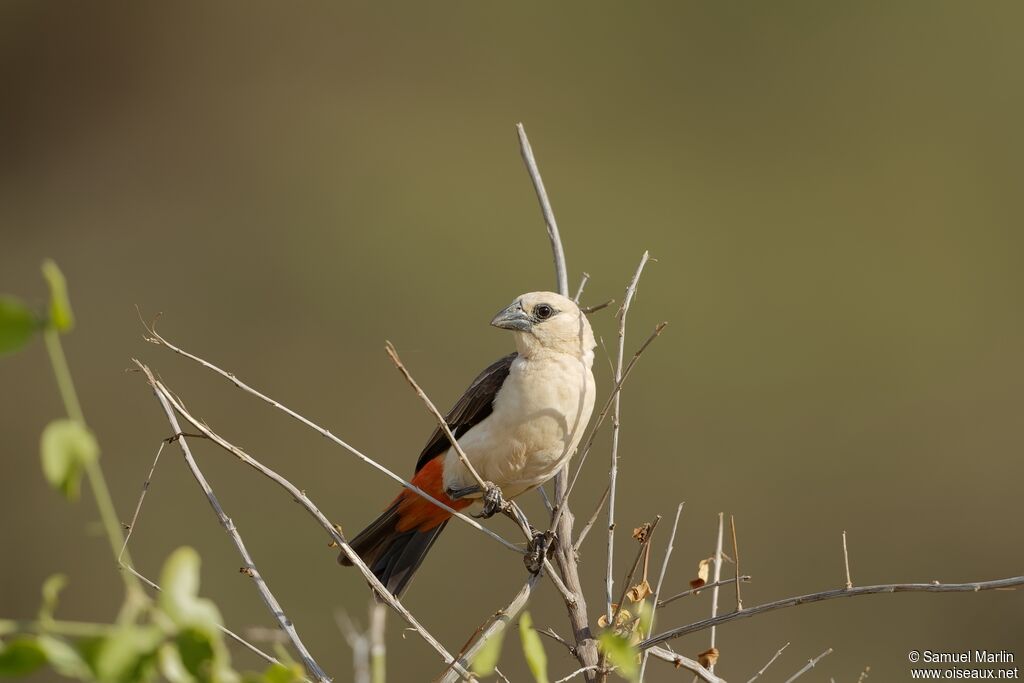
(535, 304), (554, 320)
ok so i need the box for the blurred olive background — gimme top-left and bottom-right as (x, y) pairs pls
(2, 2), (1022, 681)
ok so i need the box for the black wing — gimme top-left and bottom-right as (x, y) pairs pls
(413, 352), (517, 473)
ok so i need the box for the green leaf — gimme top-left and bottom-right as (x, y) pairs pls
(92, 626), (164, 683)
(40, 419), (100, 501)
(470, 623), (506, 677)
(0, 295), (38, 356)
(0, 637), (47, 676)
(40, 574), (69, 622)
(517, 612), (548, 683)
(158, 548), (224, 635)
(158, 642), (195, 683)
(41, 259), (74, 333)
(598, 632), (639, 682)
(36, 634), (92, 679)
(260, 662), (304, 683)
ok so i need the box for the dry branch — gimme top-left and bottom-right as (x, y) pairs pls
(641, 576), (1024, 650)
(141, 365), (330, 682)
(605, 251), (652, 623)
(136, 362), (472, 681)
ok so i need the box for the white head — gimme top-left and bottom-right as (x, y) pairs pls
(490, 292), (596, 363)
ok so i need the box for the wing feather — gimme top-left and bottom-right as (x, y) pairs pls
(413, 352), (516, 473)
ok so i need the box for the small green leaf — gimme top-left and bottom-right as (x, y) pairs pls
(598, 632), (639, 682)
(0, 637), (47, 676)
(470, 623), (506, 677)
(93, 626), (164, 683)
(158, 642), (194, 683)
(518, 612), (548, 683)
(40, 574), (69, 621)
(260, 662), (304, 683)
(0, 295), (38, 356)
(159, 547), (224, 635)
(41, 259), (74, 332)
(36, 634), (92, 679)
(40, 419), (100, 501)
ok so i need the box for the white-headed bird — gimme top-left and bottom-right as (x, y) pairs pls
(340, 292), (597, 596)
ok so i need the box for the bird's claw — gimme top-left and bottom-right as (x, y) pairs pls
(472, 483), (506, 519)
(524, 529), (554, 574)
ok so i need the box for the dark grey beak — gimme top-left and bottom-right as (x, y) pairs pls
(490, 302), (532, 332)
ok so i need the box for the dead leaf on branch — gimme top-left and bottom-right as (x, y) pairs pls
(698, 647), (720, 669)
(626, 579), (652, 603)
(690, 557), (713, 590)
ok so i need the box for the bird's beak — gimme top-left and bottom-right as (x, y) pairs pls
(490, 302), (532, 332)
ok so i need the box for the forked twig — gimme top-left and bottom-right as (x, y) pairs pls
(638, 502), (684, 681)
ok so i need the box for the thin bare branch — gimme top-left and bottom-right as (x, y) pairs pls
(370, 602), (386, 683)
(746, 642), (790, 683)
(517, 123), (568, 297)
(731, 515), (743, 611)
(606, 251), (652, 623)
(438, 574), (541, 683)
(641, 576), (1024, 650)
(708, 512), (725, 671)
(556, 665), (601, 683)
(646, 646), (726, 683)
(574, 273), (590, 303)
(638, 502), (684, 682)
(657, 576), (753, 608)
(609, 517), (660, 627)
(385, 341), (488, 493)
(783, 647), (833, 683)
(581, 299), (615, 315)
(552, 321), (668, 532)
(141, 365), (330, 683)
(142, 326), (522, 556)
(117, 440), (166, 564)
(843, 531), (853, 590)
(136, 362), (472, 681)
(335, 611), (370, 683)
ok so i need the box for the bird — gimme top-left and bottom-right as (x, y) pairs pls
(340, 291), (597, 597)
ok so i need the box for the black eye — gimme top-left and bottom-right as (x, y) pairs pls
(535, 304), (553, 320)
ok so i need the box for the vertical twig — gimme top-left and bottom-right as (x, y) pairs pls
(638, 502), (684, 682)
(730, 515), (742, 611)
(574, 273), (590, 303)
(708, 512), (725, 672)
(605, 251), (652, 623)
(517, 122), (600, 679)
(370, 601), (386, 683)
(517, 123), (568, 297)
(336, 611), (370, 683)
(843, 531), (853, 590)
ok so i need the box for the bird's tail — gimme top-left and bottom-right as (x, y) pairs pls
(339, 456), (471, 597)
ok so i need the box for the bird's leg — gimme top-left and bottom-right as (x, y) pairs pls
(523, 529), (555, 575)
(474, 483), (506, 519)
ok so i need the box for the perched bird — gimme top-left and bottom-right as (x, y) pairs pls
(340, 292), (597, 596)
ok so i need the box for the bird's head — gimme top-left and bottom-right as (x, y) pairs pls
(491, 292), (596, 362)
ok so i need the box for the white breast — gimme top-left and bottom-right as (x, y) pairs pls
(442, 352), (596, 499)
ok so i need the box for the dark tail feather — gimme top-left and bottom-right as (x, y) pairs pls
(339, 501), (449, 597)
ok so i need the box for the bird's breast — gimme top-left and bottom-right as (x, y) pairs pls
(443, 353), (596, 499)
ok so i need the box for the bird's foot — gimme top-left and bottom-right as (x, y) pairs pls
(472, 482), (506, 519)
(446, 484), (482, 501)
(524, 529), (555, 575)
